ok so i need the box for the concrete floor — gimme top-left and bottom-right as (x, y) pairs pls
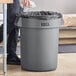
(0, 53), (76, 76)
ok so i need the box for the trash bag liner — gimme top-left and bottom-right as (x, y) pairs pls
(21, 11), (62, 20)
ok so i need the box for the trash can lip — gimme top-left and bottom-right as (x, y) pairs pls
(20, 11), (62, 19)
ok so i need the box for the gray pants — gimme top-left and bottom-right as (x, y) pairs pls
(7, 0), (23, 56)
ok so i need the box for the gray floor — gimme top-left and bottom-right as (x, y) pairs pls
(0, 44), (76, 55)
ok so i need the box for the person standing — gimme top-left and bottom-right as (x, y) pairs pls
(7, 0), (30, 65)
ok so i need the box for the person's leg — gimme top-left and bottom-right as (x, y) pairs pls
(7, 27), (20, 65)
(7, 27), (18, 58)
(7, 0), (22, 65)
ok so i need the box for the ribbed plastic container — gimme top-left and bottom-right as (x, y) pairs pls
(20, 11), (63, 71)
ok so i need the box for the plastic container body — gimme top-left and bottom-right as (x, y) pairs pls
(20, 11), (63, 71)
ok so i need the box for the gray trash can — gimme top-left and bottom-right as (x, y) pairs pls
(20, 11), (63, 71)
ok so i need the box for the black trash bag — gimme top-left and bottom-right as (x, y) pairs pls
(0, 24), (3, 43)
(21, 11), (62, 20)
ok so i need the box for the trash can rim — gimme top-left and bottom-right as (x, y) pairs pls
(20, 11), (62, 19)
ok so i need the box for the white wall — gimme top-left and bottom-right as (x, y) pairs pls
(0, 4), (3, 12)
(0, 0), (76, 14)
(33, 0), (76, 14)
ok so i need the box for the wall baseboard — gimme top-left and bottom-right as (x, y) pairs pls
(59, 44), (76, 53)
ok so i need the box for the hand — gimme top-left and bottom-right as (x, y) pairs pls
(21, 0), (30, 7)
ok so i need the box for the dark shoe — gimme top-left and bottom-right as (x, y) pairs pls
(7, 55), (20, 65)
